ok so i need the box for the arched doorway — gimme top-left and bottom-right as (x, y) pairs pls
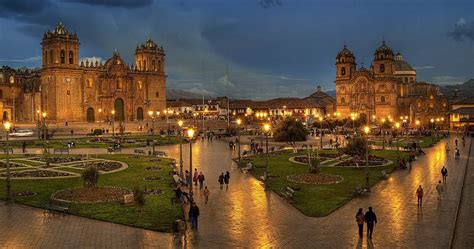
(2, 111), (8, 121)
(114, 98), (125, 121)
(86, 107), (95, 123)
(137, 107), (144, 121)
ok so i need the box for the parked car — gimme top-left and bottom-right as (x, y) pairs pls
(9, 129), (34, 137)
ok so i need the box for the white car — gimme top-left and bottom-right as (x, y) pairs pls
(9, 129), (34, 137)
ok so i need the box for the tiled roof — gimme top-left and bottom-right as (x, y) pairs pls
(451, 107), (474, 114)
(394, 60), (414, 71)
(453, 96), (474, 105)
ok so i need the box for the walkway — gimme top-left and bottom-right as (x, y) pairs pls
(0, 136), (472, 248)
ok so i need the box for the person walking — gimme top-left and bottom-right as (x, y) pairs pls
(184, 170), (190, 187)
(416, 185), (424, 207)
(441, 166), (448, 183)
(218, 173), (224, 190)
(203, 186), (210, 204)
(436, 180), (444, 200)
(364, 206), (377, 239)
(188, 202), (200, 229)
(22, 141), (27, 153)
(356, 208), (365, 239)
(224, 171), (230, 190)
(198, 172), (205, 190)
(193, 168), (199, 186)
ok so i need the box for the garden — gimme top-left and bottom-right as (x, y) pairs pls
(0, 154), (181, 232)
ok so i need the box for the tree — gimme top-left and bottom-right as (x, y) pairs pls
(133, 186), (146, 213)
(82, 166), (99, 188)
(274, 118), (308, 152)
(342, 137), (368, 157)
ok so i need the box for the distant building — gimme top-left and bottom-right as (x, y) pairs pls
(0, 22), (166, 123)
(449, 96), (474, 130)
(335, 41), (449, 125)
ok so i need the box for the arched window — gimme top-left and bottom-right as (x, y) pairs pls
(340, 97), (345, 104)
(404, 77), (408, 83)
(152, 60), (156, 71)
(341, 58), (345, 63)
(50, 50), (53, 64)
(86, 107), (95, 123)
(86, 79), (93, 88)
(136, 107), (144, 121)
(381, 96), (386, 103)
(341, 67), (346, 76)
(60, 50), (65, 64)
(380, 64), (385, 73)
(117, 79), (123, 89)
(137, 81), (143, 90)
(69, 51), (74, 64)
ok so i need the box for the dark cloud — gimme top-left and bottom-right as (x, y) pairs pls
(448, 18), (474, 41)
(258, 0), (282, 9)
(0, 0), (52, 17)
(62, 0), (154, 8)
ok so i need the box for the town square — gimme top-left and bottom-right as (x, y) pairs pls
(0, 0), (473, 248)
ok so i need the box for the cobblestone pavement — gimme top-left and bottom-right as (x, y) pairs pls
(1, 136), (472, 248)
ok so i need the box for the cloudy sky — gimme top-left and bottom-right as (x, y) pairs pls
(0, 0), (473, 99)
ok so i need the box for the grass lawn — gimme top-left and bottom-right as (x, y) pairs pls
(249, 149), (409, 217)
(0, 135), (181, 149)
(0, 154), (182, 232)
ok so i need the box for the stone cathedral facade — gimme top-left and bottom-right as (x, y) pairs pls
(335, 41), (449, 125)
(0, 22), (166, 123)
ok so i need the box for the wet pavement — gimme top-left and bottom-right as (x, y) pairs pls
(1, 135), (473, 248)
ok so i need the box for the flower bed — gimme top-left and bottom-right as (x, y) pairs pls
(52, 187), (130, 204)
(1, 170), (72, 178)
(143, 189), (164, 195)
(0, 162), (25, 168)
(287, 174), (343, 185)
(293, 154), (343, 164)
(145, 166), (162, 171)
(74, 161), (123, 172)
(143, 176), (163, 181)
(335, 158), (386, 167)
(34, 156), (84, 164)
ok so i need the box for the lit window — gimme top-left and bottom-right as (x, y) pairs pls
(138, 81), (143, 90)
(117, 79), (123, 89)
(86, 79), (93, 88)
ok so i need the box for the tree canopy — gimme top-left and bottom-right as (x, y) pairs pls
(274, 118), (308, 143)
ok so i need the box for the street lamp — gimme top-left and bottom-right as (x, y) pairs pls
(381, 118), (386, 149)
(42, 112), (47, 140)
(98, 108), (102, 128)
(36, 110), (41, 139)
(236, 118), (242, 163)
(364, 125), (370, 190)
(187, 128), (195, 197)
(4, 121), (12, 203)
(148, 110), (155, 136)
(263, 123), (271, 190)
(111, 110), (116, 136)
(178, 120), (184, 177)
(395, 122), (401, 166)
(319, 116), (324, 149)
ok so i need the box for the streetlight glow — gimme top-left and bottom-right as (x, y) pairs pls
(187, 128), (195, 139)
(263, 123), (271, 132)
(395, 122), (400, 129)
(42, 112), (47, 118)
(236, 119), (242, 125)
(4, 121), (11, 131)
(364, 125), (370, 134)
(148, 110), (153, 117)
(178, 120), (183, 127)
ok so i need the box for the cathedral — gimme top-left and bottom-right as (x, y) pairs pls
(335, 41), (449, 125)
(0, 22), (166, 123)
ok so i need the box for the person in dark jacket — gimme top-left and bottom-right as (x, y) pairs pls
(224, 171), (230, 190)
(188, 202), (200, 229)
(441, 166), (448, 183)
(218, 173), (224, 189)
(364, 206), (377, 239)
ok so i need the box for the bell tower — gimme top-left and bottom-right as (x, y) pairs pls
(373, 40), (394, 76)
(335, 44), (356, 81)
(134, 39), (165, 73)
(41, 22), (79, 69)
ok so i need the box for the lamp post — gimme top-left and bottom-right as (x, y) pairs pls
(395, 122), (401, 166)
(148, 110), (155, 136)
(381, 118), (386, 149)
(178, 120), (184, 177)
(187, 128), (195, 197)
(263, 123), (271, 190)
(111, 110), (116, 137)
(42, 112), (47, 140)
(319, 116), (323, 149)
(4, 121), (12, 203)
(36, 110), (41, 139)
(98, 108), (102, 128)
(236, 119), (242, 163)
(364, 125), (370, 190)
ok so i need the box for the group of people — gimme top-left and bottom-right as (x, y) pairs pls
(355, 207), (377, 239)
(415, 165), (449, 208)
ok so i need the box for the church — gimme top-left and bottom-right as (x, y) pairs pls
(0, 22), (166, 123)
(334, 41), (449, 125)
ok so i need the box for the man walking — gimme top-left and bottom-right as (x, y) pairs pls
(364, 206), (377, 239)
(356, 208), (365, 238)
(436, 180), (444, 200)
(441, 166), (448, 183)
(203, 186), (210, 204)
(416, 185), (424, 207)
(198, 172), (205, 190)
(188, 202), (200, 229)
(218, 173), (224, 190)
(224, 171), (230, 190)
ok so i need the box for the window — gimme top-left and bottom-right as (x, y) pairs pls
(340, 97), (345, 104)
(86, 79), (93, 88)
(117, 79), (123, 89)
(152, 60), (156, 71)
(138, 60), (142, 70)
(50, 50), (53, 64)
(410, 77), (414, 83)
(144, 60), (147, 71)
(60, 50), (65, 64)
(155, 92), (159, 97)
(380, 64), (385, 73)
(67, 89), (70, 95)
(404, 77), (408, 83)
(381, 96), (386, 103)
(137, 81), (143, 90)
(69, 51), (73, 64)
(341, 67), (346, 76)
(158, 60), (162, 71)
(380, 55), (384, 60)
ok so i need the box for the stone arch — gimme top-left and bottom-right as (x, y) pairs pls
(114, 98), (125, 121)
(86, 107), (95, 123)
(2, 111), (8, 121)
(60, 50), (65, 64)
(69, 51), (74, 64)
(136, 107), (144, 121)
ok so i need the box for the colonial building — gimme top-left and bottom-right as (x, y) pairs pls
(0, 22), (166, 123)
(335, 41), (449, 125)
(449, 96), (474, 130)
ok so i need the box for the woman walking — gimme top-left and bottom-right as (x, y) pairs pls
(218, 173), (224, 190)
(203, 186), (210, 204)
(356, 208), (365, 239)
(193, 168), (199, 186)
(224, 171), (230, 190)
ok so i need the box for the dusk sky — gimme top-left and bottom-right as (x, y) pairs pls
(0, 0), (473, 99)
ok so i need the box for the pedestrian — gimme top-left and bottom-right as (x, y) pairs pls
(198, 172), (205, 190)
(364, 206), (377, 239)
(184, 170), (191, 187)
(416, 185), (424, 207)
(356, 208), (365, 239)
(218, 173), (224, 189)
(436, 180), (444, 200)
(203, 186), (210, 204)
(455, 138), (458, 147)
(193, 168), (199, 185)
(70, 129), (74, 137)
(22, 141), (27, 153)
(224, 171), (230, 190)
(188, 202), (200, 229)
(441, 166), (448, 183)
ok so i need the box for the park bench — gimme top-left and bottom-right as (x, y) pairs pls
(381, 170), (389, 180)
(3, 148), (13, 154)
(134, 149), (146, 156)
(53, 148), (69, 154)
(280, 186), (296, 201)
(44, 199), (70, 215)
(355, 186), (368, 196)
(153, 151), (167, 158)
